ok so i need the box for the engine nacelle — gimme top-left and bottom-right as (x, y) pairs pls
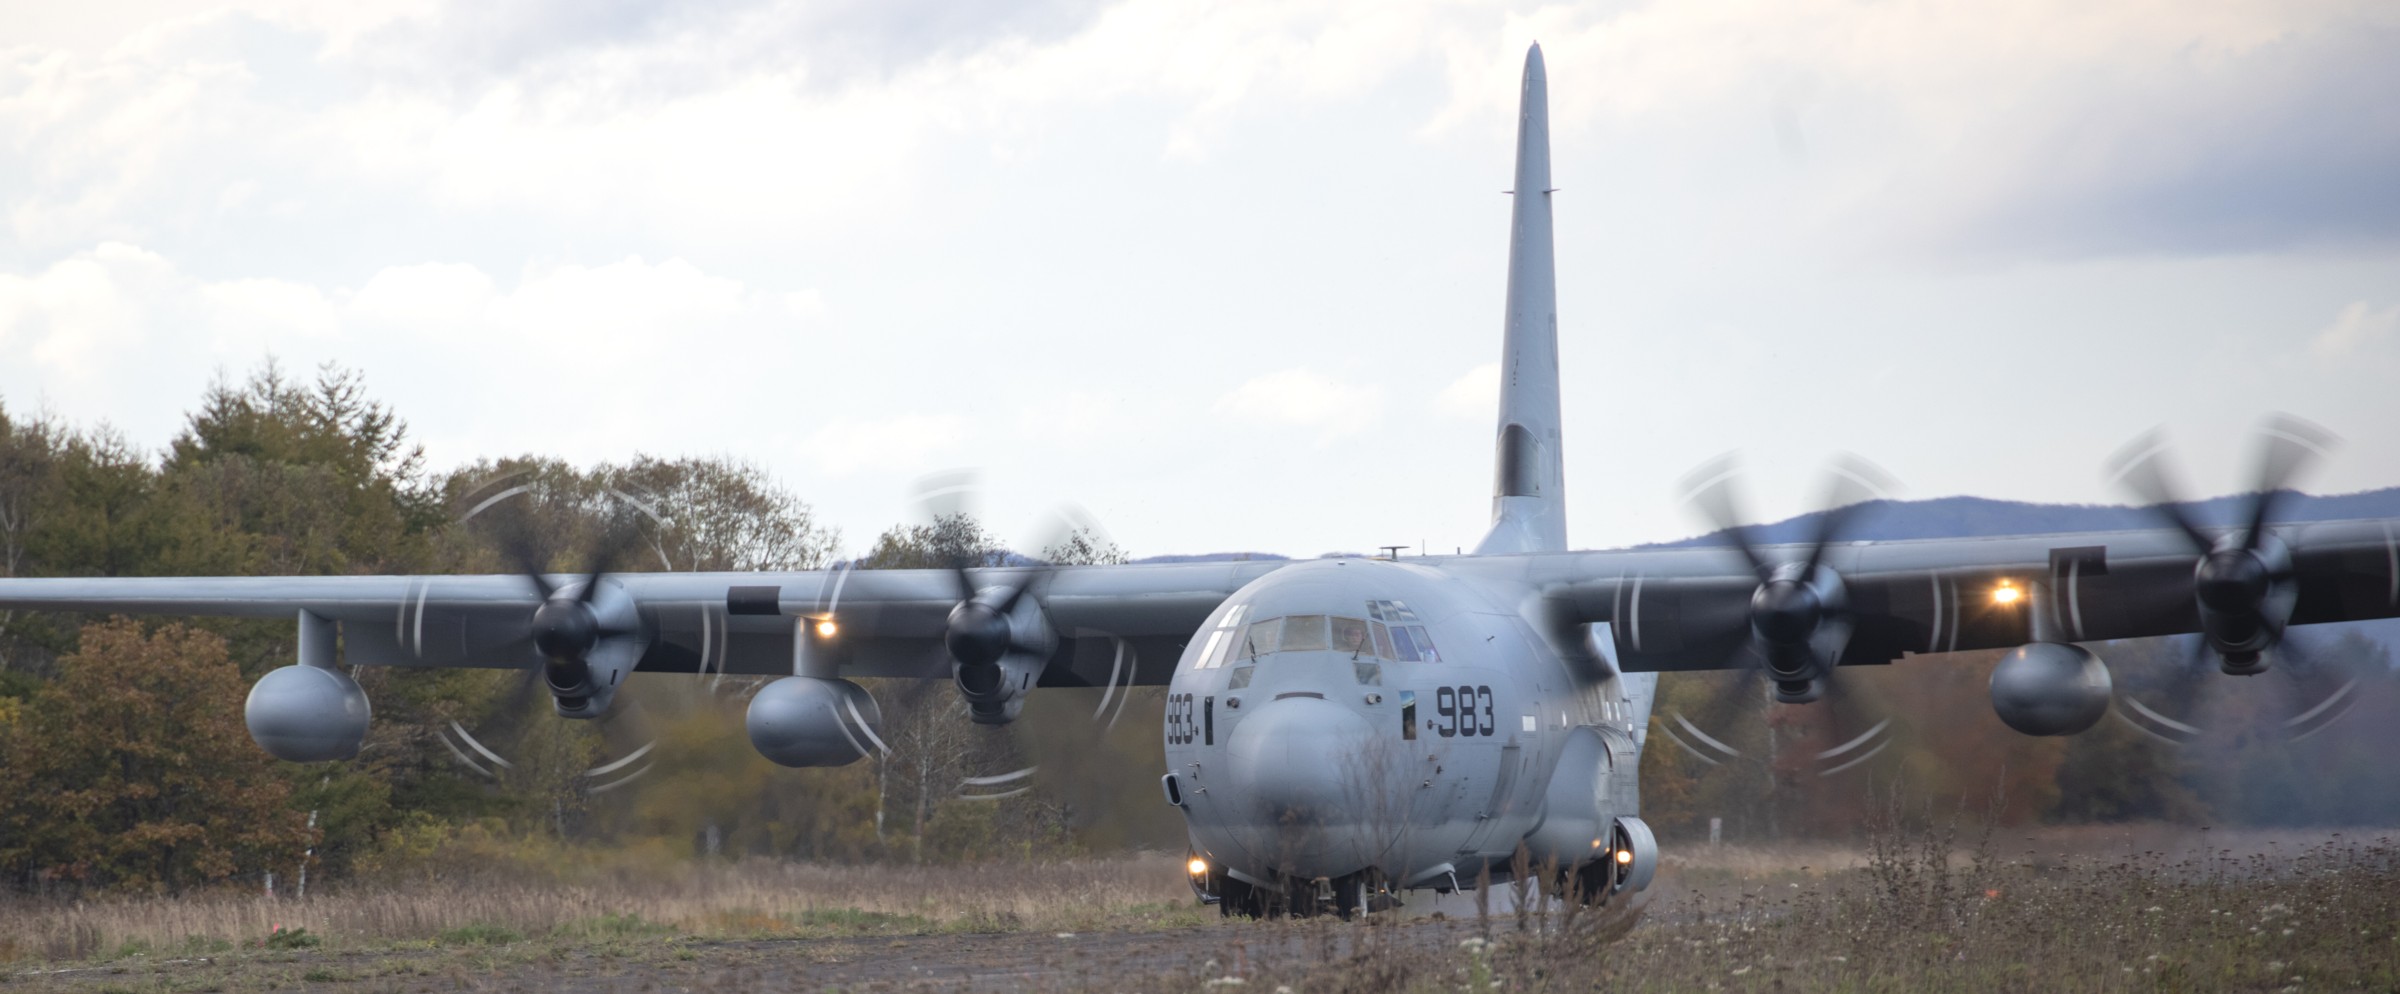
(1608, 816), (1659, 894)
(1523, 726), (1618, 867)
(245, 664), (371, 762)
(951, 588), (1053, 725)
(954, 654), (1038, 725)
(2193, 534), (2298, 674)
(1989, 642), (2112, 736)
(746, 676), (884, 768)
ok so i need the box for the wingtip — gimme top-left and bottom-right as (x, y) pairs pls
(1524, 42), (1546, 79)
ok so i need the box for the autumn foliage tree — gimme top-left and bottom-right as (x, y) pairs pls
(0, 620), (311, 893)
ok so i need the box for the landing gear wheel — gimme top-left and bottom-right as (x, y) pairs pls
(1331, 874), (1365, 921)
(1218, 874), (1263, 919)
(1284, 879), (1319, 919)
(1330, 870), (1392, 920)
(1568, 859), (1613, 907)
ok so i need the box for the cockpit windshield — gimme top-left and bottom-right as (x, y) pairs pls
(1279, 616), (1329, 652)
(1195, 600), (1441, 668)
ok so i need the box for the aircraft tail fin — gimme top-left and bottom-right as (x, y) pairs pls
(1475, 43), (1567, 556)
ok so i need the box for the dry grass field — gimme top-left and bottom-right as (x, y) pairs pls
(4, 825), (2397, 992)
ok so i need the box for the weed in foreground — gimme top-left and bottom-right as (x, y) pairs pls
(434, 923), (522, 946)
(0, 852), (1194, 965)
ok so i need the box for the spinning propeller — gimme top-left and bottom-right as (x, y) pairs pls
(1680, 453), (1898, 701)
(1654, 454), (1902, 776)
(904, 472), (1142, 810)
(2104, 415), (2371, 743)
(437, 471), (664, 793)
(2105, 414), (2335, 673)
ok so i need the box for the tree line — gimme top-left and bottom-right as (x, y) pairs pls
(0, 361), (1162, 894)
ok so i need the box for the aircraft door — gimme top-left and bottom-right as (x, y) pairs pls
(1459, 740), (1525, 853)
(1410, 666), (1513, 853)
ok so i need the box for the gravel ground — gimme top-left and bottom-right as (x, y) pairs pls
(10, 915), (1514, 993)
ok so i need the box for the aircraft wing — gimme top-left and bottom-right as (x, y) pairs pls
(0, 560), (1289, 686)
(6, 519), (2394, 681)
(1508, 517), (2400, 670)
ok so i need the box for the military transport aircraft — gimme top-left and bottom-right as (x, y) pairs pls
(3, 44), (2397, 920)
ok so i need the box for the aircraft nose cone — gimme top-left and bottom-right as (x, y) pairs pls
(1226, 696), (1379, 823)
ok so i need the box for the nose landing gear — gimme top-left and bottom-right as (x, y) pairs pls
(1202, 864), (1398, 920)
(1327, 869), (1399, 920)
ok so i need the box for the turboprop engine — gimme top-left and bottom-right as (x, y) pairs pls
(246, 664), (372, 762)
(746, 676), (885, 768)
(945, 583), (1055, 725)
(1989, 642), (2112, 736)
(529, 578), (644, 719)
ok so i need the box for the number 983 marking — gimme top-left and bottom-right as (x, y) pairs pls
(1166, 692), (1198, 745)
(1432, 685), (1495, 738)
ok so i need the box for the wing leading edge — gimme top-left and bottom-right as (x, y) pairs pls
(0, 560), (1286, 686)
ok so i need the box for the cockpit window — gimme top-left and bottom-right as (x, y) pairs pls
(1240, 617), (1282, 659)
(1280, 616), (1329, 652)
(1331, 616), (1371, 656)
(1214, 610), (1442, 664)
(1195, 604), (1248, 669)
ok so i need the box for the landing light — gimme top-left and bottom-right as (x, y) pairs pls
(815, 619), (839, 639)
(1992, 583), (2023, 607)
(1187, 857), (1210, 877)
(1615, 849), (1633, 866)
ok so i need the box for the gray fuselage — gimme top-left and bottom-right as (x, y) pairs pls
(1164, 558), (1652, 891)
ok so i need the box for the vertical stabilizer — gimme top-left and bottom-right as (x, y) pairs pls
(1475, 44), (1567, 556)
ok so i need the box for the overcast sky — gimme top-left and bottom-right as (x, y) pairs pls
(3, 0), (2397, 560)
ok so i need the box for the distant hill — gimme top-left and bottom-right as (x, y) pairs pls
(1640, 487), (2400, 550)
(1081, 489), (2400, 563)
(1129, 552), (1292, 565)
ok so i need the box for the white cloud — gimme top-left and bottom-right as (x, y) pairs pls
(1419, 0), (2400, 258)
(350, 262), (497, 328)
(199, 276), (341, 345)
(1436, 362), (1498, 422)
(483, 257), (748, 346)
(782, 288), (827, 320)
(0, 242), (179, 378)
(1, 246), (792, 366)
(1013, 391), (1126, 444)
(799, 414), (972, 476)
(14, 0), (2392, 268)
(1212, 368), (1382, 441)
(0, 243), (827, 474)
(2310, 300), (2400, 358)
